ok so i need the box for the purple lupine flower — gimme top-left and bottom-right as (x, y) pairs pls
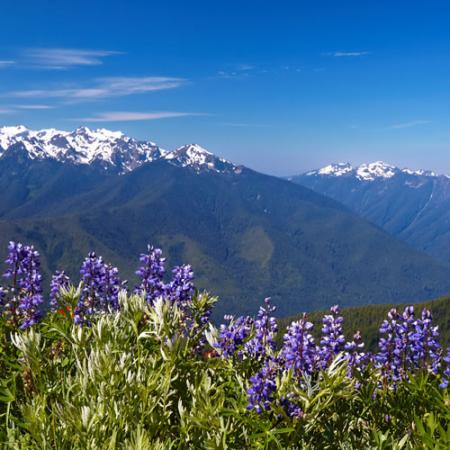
(409, 308), (441, 374)
(2, 242), (43, 329)
(439, 348), (450, 389)
(280, 396), (304, 419)
(166, 264), (195, 306)
(318, 305), (346, 369)
(74, 252), (121, 325)
(375, 306), (441, 385)
(279, 315), (318, 378)
(247, 358), (278, 414)
(215, 314), (253, 358)
(244, 298), (278, 361)
(102, 264), (121, 311)
(135, 245), (166, 304)
(344, 331), (369, 378)
(50, 270), (71, 311)
(191, 306), (214, 355)
(375, 308), (406, 383)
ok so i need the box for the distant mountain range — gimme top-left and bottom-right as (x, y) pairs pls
(0, 125), (240, 174)
(1, 128), (450, 318)
(291, 161), (450, 266)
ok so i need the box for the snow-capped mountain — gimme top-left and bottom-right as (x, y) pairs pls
(0, 125), (240, 174)
(304, 161), (438, 181)
(290, 161), (450, 267)
(166, 144), (240, 174)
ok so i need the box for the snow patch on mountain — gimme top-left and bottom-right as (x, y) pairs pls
(313, 163), (353, 176)
(402, 168), (436, 177)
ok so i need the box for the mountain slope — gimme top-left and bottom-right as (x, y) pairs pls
(0, 151), (449, 319)
(291, 162), (450, 266)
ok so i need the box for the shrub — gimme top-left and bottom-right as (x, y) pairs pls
(0, 242), (449, 448)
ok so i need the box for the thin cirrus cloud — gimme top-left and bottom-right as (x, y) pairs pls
(325, 51), (371, 57)
(0, 60), (15, 68)
(8, 76), (186, 100)
(14, 104), (54, 110)
(216, 63), (256, 79)
(389, 120), (431, 129)
(79, 111), (205, 122)
(23, 48), (121, 69)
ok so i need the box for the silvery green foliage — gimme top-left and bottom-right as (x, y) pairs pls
(1, 290), (450, 448)
(1, 291), (250, 448)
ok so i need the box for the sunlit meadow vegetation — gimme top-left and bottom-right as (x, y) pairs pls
(1, 242), (450, 448)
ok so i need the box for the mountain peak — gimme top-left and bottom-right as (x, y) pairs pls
(0, 125), (29, 148)
(356, 161), (397, 181)
(0, 125), (28, 135)
(165, 143), (239, 173)
(308, 162), (353, 177)
(73, 126), (125, 141)
(179, 143), (213, 155)
(0, 125), (239, 175)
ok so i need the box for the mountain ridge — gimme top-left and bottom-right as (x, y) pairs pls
(291, 161), (450, 266)
(1, 135), (450, 318)
(0, 125), (240, 174)
(0, 153), (449, 318)
(301, 160), (440, 181)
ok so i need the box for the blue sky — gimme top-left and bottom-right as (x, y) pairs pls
(1, 0), (450, 175)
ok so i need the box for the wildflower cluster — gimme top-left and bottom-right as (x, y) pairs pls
(135, 245), (166, 304)
(245, 298), (278, 360)
(213, 302), (450, 417)
(375, 306), (441, 384)
(135, 245), (196, 307)
(73, 253), (122, 324)
(166, 264), (195, 306)
(2, 239), (450, 434)
(280, 315), (317, 377)
(318, 304), (346, 368)
(215, 314), (253, 358)
(0, 242), (200, 329)
(2, 243), (450, 447)
(1, 242), (43, 328)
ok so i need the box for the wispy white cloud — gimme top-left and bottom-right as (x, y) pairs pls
(216, 63), (256, 79)
(14, 104), (54, 110)
(216, 63), (305, 79)
(389, 120), (431, 129)
(23, 48), (121, 69)
(217, 70), (249, 79)
(0, 108), (14, 114)
(0, 60), (15, 68)
(78, 111), (204, 122)
(236, 64), (254, 71)
(8, 76), (186, 100)
(325, 51), (371, 57)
